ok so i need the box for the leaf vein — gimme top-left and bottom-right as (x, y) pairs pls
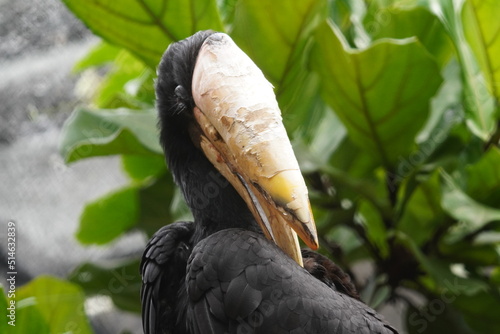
(137, 0), (178, 42)
(469, 0), (499, 100)
(88, 0), (154, 25)
(486, 24), (500, 50)
(352, 56), (390, 166)
(276, 2), (317, 98)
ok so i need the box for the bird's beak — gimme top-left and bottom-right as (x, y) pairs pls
(188, 33), (318, 266)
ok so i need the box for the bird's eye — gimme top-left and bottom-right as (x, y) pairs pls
(172, 85), (190, 115)
(174, 85), (189, 101)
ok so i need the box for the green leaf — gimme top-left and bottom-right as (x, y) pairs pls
(491, 266), (500, 285)
(325, 225), (364, 258)
(121, 154), (166, 181)
(78, 170), (185, 245)
(293, 111), (347, 173)
(13, 276), (92, 334)
(370, 285), (391, 309)
(7, 302), (51, 334)
(312, 21), (442, 167)
(440, 240), (500, 266)
(441, 170), (500, 243)
(62, 0), (224, 68)
(367, 5), (453, 67)
(93, 50), (153, 108)
(77, 185), (139, 245)
(462, 0), (500, 103)
(398, 171), (446, 246)
(232, 0), (325, 87)
(357, 200), (389, 258)
(327, 136), (379, 180)
(322, 163), (390, 218)
(416, 60), (463, 144)
(137, 173), (183, 236)
(465, 146), (500, 206)
(73, 41), (121, 72)
(69, 260), (142, 313)
(453, 290), (500, 333)
(427, 0), (496, 140)
(60, 107), (162, 163)
(398, 232), (488, 295)
(334, 0), (371, 48)
(73, 44), (154, 114)
(217, 0), (238, 29)
(328, 0), (355, 45)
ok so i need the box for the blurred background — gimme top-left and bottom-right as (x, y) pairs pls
(0, 0), (143, 332)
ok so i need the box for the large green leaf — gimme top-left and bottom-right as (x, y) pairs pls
(73, 41), (121, 72)
(327, 136), (379, 180)
(77, 172), (179, 244)
(328, 0), (357, 46)
(441, 170), (500, 243)
(77, 185), (140, 245)
(62, 0), (224, 68)
(11, 276), (92, 334)
(462, 0), (500, 103)
(76, 171), (182, 245)
(69, 260), (142, 313)
(357, 200), (389, 258)
(293, 110), (347, 172)
(426, 0), (496, 140)
(322, 162), (391, 218)
(465, 146), (500, 206)
(217, 0), (238, 28)
(232, 0), (325, 87)
(93, 50), (154, 108)
(383, 60), (464, 202)
(74, 41), (156, 109)
(137, 173), (184, 237)
(6, 302), (51, 334)
(60, 107), (161, 163)
(121, 154), (166, 181)
(333, 0), (371, 48)
(312, 21), (442, 167)
(439, 240), (500, 266)
(367, 5), (453, 67)
(398, 172), (446, 246)
(416, 60), (463, 145)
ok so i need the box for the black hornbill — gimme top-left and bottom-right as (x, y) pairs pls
(141, 30), (398, 334)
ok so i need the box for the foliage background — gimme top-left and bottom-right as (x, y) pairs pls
(3, 0), (499, 333)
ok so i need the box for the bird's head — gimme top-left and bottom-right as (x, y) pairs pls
(156, 31), (318, 266)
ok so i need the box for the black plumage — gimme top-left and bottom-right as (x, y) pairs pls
(141, 30), (398, 334)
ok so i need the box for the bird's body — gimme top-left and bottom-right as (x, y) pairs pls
(141, 30), (399, 334)
(143, 225), (396, 333)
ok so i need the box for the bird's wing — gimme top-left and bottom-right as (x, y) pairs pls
(186, 229), (399, 334)
(140, 221), (194, 334)
(302, 249), (361, 300)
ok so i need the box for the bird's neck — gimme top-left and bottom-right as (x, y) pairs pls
(166, 134), (260, 242)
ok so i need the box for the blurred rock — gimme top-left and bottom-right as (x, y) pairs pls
(0, 0), (93, 143)
(0, 0), (89, 60)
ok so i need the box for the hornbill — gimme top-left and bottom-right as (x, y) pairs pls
(141, 30), (398, 334)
